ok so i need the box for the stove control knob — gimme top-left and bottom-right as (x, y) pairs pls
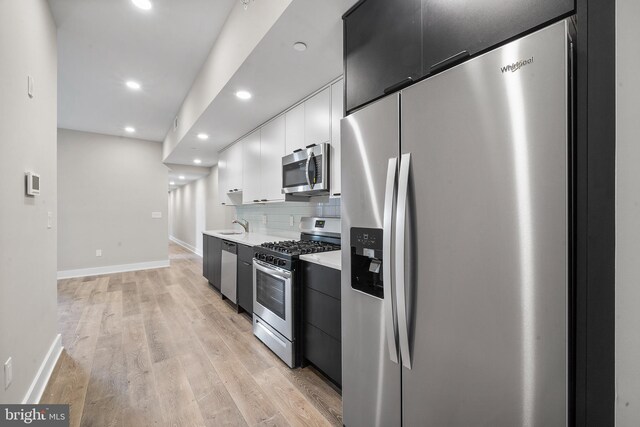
(266, 255), (274, 262)
(278, 259), (286, 267)
(259, 254), (266, 261)
(254, 252), (259, 259)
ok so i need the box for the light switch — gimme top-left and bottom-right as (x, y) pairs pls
(47, 211), (52, 229)
(151, 212), (162, 219)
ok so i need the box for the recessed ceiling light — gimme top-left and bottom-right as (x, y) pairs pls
(293, 42), (307, 52)
(197, 133), (209, 140)
(126, 80), (141, 90)
(179, 175), (185, 180)
(193, 159), (202, 165)
(132, 0), (152, 10)
(125, 126), (135, 133)
(236, 90), (252, 100)
(170, 181), (175, 185)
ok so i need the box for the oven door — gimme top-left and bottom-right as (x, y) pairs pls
(282, 144), (329, 195)
(253, 259), (293, 340)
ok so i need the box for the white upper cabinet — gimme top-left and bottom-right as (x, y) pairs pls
(218, 140), (243, 205)
(226, 141), (243, 192)
(221, 80), (341, 205)
(304, 87), (331, 147)
(285, 103), (305, 155)
(330, 79), (344, 196)
(242, 130), (262, 204)
(218, 148), (230, 205)
(260, 115), (286, 202)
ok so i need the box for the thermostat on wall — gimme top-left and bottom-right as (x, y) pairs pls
(26, 172), (40, 196)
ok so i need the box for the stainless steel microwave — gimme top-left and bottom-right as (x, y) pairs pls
(281, 143), (330, 196)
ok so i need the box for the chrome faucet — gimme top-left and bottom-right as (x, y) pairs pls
(232, 218), (249, 233)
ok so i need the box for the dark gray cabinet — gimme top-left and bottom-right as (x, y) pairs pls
(421, 0), (574, 73)
(203, 235), (222, 292)
(302, 261), (341, 386)
(237, 244), (254, 314)
(343, 0), (574, 113)
(343, 0), (422, 113)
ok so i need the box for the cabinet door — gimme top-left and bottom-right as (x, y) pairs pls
(305, 87), (331, 147)
(218, 149), (230, 205)
(227, 141), (243, 192)
(422, 0), (573, 73)
(242, 130), (262, 204)
(203, 235), (210, 280)
(211, 237), (222, 291)
(285, 103), (305, 154)
(330, 80), (343, 196)
(238, 260), (253, 314)
(343, 0), (422, 113)
(260, 116), (286, 202)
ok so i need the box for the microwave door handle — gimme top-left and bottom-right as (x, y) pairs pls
(305, 155), (312, 188)
(383, 157), (399, 364)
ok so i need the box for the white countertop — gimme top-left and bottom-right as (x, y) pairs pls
(202, 230), (296, 247)
(300, 250), (342, 271)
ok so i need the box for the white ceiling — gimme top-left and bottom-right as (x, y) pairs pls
(166, 163), (211, 191)
(50, 0), (236, 142)
(163, 0), (353, 167)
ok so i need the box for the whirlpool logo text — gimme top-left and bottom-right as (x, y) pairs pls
(501, 56), (534, 73)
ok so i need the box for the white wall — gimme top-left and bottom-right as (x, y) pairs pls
(616, 0), (640, 424)
(0, 0), (59, 403)
(162, 0), (292, 160)
(169, 166), (230, 255)
(57, 129), (168, 274)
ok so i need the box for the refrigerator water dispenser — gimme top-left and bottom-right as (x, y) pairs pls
(350, 227), (384, 298)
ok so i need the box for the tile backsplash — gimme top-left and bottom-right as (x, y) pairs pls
(231, 197), (340, 236)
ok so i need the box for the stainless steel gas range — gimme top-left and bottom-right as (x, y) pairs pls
(252, 217), (341, 368)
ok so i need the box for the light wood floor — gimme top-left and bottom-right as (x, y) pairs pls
(41, 243), (342, 427)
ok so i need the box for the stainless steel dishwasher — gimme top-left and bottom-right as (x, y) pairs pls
(220, 240), (237, 303)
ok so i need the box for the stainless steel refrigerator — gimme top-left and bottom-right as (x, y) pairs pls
(341, 19), (572, 427)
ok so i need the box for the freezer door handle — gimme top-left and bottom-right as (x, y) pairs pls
(383, 157), (399, 364)
(396, 153), (412, 369)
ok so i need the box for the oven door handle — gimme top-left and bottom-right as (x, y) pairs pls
(253, 259), (292, 279)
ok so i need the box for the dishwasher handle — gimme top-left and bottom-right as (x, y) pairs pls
(222, 240), (237, 253)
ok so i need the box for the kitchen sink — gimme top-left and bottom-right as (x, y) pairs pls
(219, 231), (244, 235)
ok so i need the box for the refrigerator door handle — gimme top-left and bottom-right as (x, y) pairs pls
(396, 152), (412, 369)
(383, 157), (399, 364)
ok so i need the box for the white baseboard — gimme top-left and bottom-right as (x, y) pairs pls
(57, 259), (170, 280)
(22, 333), (63, 404)
(169, 235), (202, 257)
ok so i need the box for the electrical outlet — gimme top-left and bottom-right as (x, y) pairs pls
(262, 215), (267, 225)
(47, 211), (53, 229)
(4, 357), (12, 390)
(96, 249), (102, 257)
(289, 215), (294, 227)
